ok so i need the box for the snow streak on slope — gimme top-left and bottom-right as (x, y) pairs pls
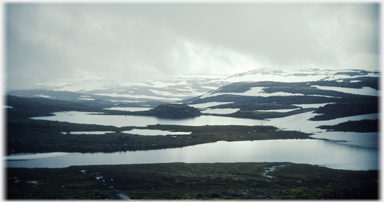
(200, 87), (305, 99)
(9, 68), (379, 105)
(226, 68), (379, 83)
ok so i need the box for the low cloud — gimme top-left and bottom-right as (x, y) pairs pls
(5, 3), (380, 90)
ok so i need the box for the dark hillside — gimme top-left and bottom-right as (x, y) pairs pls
(6, 95), (110, 119)
(189, 94), (339, 110)
(311, 100), (378, 121)
(318, 119), (378, 132)
(8, 90), (85, 102)
(312, 77), (379, 90)
(183, 80), (379, 120)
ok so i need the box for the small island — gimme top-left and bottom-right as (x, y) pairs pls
(145, 104), (201, 118)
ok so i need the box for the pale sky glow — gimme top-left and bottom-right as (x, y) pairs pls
(5, 3), (381, 90)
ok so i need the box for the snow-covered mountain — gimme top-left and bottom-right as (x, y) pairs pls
(7, 68), (380, 106)
(226, 67), (379, 83)
(194, 68), (380, 101)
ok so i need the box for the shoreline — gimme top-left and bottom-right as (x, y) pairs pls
(7, 121), (312, 154)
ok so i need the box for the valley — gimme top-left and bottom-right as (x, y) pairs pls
(4, 68), (380, 199)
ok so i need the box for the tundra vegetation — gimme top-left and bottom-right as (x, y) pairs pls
(6, 95), (309, 154)
(7, 163), (378, 199)
(5, 77), (379, 199)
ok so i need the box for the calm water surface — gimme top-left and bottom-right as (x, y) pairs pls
(264, 112), (379, 148)
(265, 112), (378, 134)
(103, 107), (152, 112)
(22, 108), (379, 171)
(31, 111), (268, 127)
(6, 139), (377, 170)
(201, 108), (240, 114)
(122, 129), (191, 136)
(31, 111), (379, 148)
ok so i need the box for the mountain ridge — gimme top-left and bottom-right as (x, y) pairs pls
(6, 68), (379, 107)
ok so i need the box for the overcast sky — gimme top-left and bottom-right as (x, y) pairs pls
(5, 3), (380, 90)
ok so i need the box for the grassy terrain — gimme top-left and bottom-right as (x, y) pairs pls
(6, 162), (378, 199)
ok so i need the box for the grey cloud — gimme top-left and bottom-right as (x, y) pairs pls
(7, 4), (181, 89)
(5, 3), (380, 90)
(139, 3), (379, 69)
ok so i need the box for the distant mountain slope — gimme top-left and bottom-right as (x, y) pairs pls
(226, 68), (379, 83)
(6, 68), (379, 110)
(180, 68), (379, 120)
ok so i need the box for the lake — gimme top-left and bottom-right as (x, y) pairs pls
(265, 112), (378, 134)
(6, 139), (377, 171)
(30, 110), (378, 149)
(31, 111), (268, 127)
(14, 108), (378, 171)
(264, 112), (379, 149)
(103, 107), (152, 112)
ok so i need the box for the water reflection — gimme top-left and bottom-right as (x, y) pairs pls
(103, 107), (152, 112)
(31, 111), (268, 127)
(27, 109), (379, 170)
(312, 132), (378, 149)
(6, 139), (377, 171)
(264, 112), (379, 148)
(122, 129), (191, 136)
(256, 109), (299, 113)
(201, 108), (240, 114)
(31, 110), (379, 149)
(61, 131), (115, 135)
(265, 112), (378, 134)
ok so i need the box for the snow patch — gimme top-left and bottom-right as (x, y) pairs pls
(311, 85), (379, 96)
(34, 94), (51, 98)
